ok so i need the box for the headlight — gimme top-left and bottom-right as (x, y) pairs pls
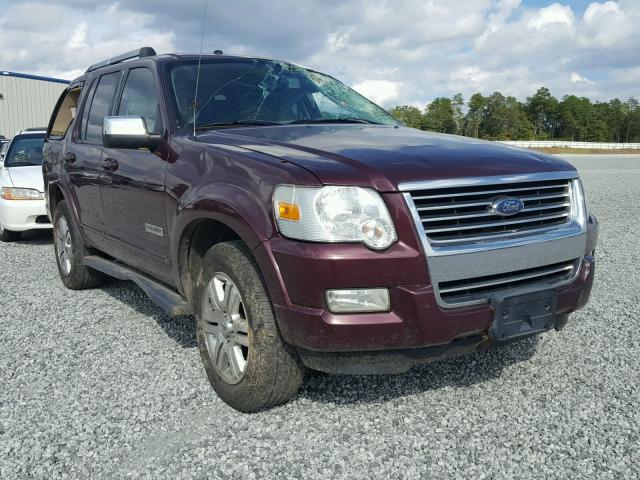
(273, 185), (397, 250)
(1, 187), (44, 200)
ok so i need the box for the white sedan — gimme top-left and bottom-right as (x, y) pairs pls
(0, 130), (51, 241)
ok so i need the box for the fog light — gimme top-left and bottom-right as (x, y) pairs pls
(325, 288), (390, 313)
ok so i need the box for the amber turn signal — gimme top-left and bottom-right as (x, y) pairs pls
(277, 201), (301, 221)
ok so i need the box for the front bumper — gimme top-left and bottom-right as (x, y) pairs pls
(273, 253), (594, 350)
(0, 198), (51, 231)
(253, 212), (597, 372)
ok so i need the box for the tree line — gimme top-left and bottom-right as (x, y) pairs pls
(389, 88), (640, 143)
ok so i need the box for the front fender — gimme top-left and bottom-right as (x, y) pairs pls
(172, 182), (274, 251)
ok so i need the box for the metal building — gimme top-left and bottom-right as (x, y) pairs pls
(0, 71), (69, 139)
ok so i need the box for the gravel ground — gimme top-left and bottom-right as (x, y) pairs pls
(0, 155), (638, 479)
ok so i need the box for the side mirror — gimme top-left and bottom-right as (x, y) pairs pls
(103, 116), (161, 150)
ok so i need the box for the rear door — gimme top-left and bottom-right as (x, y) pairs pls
(100, 66), (170, 276)
(66, 70), (122, 233)
(44, 83), (83, 214)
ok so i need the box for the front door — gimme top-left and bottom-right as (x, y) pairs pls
(100, 67), (170, 278)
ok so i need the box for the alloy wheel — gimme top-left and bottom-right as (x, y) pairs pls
(55, 216), (73, 275)
(202, 272), (249, 384)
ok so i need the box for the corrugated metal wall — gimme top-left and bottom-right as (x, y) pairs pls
(0, 75), (68, 139)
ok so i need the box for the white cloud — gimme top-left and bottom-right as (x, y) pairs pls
(1, 0), (639, 106)
(526, 3), (575, 31)
(571, 72), (593, 84)
(68, 22), (88, 49)
(352, 80), (401, 106)
(583, 1), (621, 23)
(0, 2), (175, 80)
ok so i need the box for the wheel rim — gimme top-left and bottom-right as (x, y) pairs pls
(55, 216), (73, 275)
(202, 272), (249, 384)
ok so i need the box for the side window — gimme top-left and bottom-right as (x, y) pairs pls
(79, 79), (97, 141)
(84, 71), (120, 144)
(117, 68), (162, 134)
(49, 86), (82, 138)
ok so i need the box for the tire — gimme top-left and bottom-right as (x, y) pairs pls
(53, 199), (103, 290)
(0, 224), (20, 242)
(195, 241), (303, 412)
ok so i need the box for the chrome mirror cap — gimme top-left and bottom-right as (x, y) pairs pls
(103, 116), (148, 136)
(102, 116), (160, 150)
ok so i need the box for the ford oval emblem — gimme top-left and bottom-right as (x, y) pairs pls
(492, 197), (524, 216)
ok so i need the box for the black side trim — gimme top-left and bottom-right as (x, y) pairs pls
(83, 255), (192, 316)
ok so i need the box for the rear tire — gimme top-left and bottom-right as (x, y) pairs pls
(0, 224), (20, 242)
(53, 199), (103, 289)
(195, 241), (303, 412)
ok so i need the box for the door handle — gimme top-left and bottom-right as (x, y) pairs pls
(63, 152), (76, 163)
(101, 157), (119, 172)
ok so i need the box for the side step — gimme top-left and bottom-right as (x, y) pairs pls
(83, 255), (193, 317)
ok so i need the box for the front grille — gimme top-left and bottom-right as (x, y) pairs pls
(409, 178), (573, 245)
(438, 259), (579, 304)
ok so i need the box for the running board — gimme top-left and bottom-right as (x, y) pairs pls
(83, 255), (193, 317)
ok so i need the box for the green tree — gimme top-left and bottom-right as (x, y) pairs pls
(558, 95), (593, 141)
(526, 87), (559, 139)
(624, 98), (639, 142)
(465, 93), (487, 138)
(388, 105), (424, 129)
(389, 90), (640, 142)
(424, 97), (456, 133)
(451, 93), (465, 136)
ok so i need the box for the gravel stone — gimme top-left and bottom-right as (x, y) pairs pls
(0, 155), (638, 479)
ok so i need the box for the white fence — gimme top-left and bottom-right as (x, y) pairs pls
(499, 140), (640, 150)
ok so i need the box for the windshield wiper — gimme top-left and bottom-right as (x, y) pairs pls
(288, 118), (383, 125)
(195, 119), (282, 130)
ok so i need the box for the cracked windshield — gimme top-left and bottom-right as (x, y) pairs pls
(166, 59), (399, 129)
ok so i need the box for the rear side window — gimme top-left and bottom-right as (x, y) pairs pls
(49, 86), (82, 138)
(83, 72), (120, 144)
(117, 68), (162, 134)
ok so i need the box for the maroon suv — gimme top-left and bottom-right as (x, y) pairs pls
(43, 48), (597, 412)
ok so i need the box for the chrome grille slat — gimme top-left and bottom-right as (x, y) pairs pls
(423, 224), (574, 244)
(409, 178), (574, 245)
(416, 193), (569, 211)
(421, 203), (571, 222)
(424, 212), (570, 234)
(439, 265), (574, 294)
(410, 183), (568, 200)
(438, 260), (579, 303)
(518, 193), (569, 202)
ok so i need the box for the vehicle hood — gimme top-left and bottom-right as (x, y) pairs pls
(7, 165), (45, 191)
(199, 125), (576, 191)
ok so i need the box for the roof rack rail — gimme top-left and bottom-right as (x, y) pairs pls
(85, 47), (156, 73)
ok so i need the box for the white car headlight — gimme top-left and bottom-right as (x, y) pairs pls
(1, 187), (44, 200)
(273, 185), (397, 250)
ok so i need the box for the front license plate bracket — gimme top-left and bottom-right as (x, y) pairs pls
(489, 288), (558, 341)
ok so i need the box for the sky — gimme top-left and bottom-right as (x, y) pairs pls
(1, 0), (639, 108)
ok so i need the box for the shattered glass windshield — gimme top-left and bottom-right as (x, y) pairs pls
(165, 58), (399, 129)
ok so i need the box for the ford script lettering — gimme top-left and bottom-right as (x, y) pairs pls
(492, 197), (525, 216)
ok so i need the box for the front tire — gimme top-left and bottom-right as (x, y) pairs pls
(195, 241), (303, 412)
(0, 224), (20, 242)
(53, 200), (103, 289)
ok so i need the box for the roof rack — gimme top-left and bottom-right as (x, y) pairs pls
(85, 47), (156, 73)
